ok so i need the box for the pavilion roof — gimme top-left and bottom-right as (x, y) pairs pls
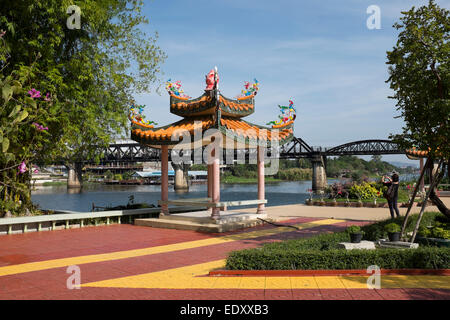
(131, 115), (293, 149)
(130, 70), (295, 149)
(170, 93), (255, 118)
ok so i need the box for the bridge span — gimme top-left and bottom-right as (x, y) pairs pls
(75, 138), (404, 192)
(98, 139), (403, 163)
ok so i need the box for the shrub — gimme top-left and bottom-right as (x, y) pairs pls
(346, 225), (363, 234)
(226, 247), (450, 270)
(384, 223), (401, 233)
(361, 212), (446, 241)
(430, 227), (450, 240)
(349, 182), (380, 200)
(225, 212), (450, 271)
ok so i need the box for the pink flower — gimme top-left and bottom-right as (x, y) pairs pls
(17, 161), (27, 174)
(32, 122), (48, 131)
(28, 88), (41, 99)
(0, 30), (5, 38)
(44, 92), (51, 101)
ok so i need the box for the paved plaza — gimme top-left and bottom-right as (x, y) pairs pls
(0, 204), (449, 300)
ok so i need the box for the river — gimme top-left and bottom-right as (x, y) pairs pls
(31, 180), (320, 212)
(31, 174), (418, 212)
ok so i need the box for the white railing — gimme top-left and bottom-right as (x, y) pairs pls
(0, 206), (205, 235)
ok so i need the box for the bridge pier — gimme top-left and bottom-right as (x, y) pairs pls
(311, 155), (327, 192)
(67, 163), (83, 189)
(172, 161), (191, 190)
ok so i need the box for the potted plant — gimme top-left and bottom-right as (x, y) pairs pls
(385, 223), (401, 242)
(346, 225), (364, 243)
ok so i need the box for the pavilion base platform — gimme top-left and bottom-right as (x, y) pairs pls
(134, 210), (270, 233)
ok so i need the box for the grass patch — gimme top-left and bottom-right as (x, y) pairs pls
(221, 176), (283, 184)
(41, 181), (66, 186)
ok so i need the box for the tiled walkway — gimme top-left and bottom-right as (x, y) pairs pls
(0, 217), (449, 300)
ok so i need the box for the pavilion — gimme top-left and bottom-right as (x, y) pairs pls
(129, 68), (295, 222)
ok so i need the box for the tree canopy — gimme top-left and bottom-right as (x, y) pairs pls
(386, 0), (449, 160)
(1, 0), (165, 214)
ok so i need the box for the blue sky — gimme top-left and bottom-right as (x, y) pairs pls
(133, 0), (449, 165)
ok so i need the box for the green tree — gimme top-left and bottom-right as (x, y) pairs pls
(386, 0), (449, 159)
(386, 0), (449, 219)
(1, 0), (165, 214)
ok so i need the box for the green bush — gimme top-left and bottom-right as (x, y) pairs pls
(261, 232), (351, 251)
(346, 225), (363, 234)
(361, 212), (446, 241)
(225, 212), (450, 270)
(226, 247), (450, 270)
(431, 227), (450, 239)
(349, 182), (380, 200)
(274, 168), (312, 181)
(384, 223), (401, 233)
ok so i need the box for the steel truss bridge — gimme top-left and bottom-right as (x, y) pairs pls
(93, 139), (404, 164)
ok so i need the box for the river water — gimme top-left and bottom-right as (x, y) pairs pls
(31, 180), (321, 212)
(31, 174), (418, 212)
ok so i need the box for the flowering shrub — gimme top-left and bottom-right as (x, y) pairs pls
(1, 32), (53, 216)
(348, 182), (381, 200)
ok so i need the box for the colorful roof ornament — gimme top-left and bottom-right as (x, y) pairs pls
(205, 67), (219, 91)
(130, 68), (294, 149)
(165, 79), (191, 99)
(128, 103), (157, 128)
(266, 100), (296, 128)
(236, 79), (259, 99)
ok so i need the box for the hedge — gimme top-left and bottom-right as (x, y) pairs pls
(225, 247), (450, 270)
(225, 212), (450, 270)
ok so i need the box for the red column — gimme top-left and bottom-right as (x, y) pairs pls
(161, 145), (169, 215)
(257, 145), (266, 214)
(207, 164), (212, 198)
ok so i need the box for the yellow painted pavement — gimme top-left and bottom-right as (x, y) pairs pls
(3, 216), (449, 291)
(0, 218), (342, 277)
(82, 258), (450, 290)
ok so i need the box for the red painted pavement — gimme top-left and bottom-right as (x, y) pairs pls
(0, 217), (449, 300)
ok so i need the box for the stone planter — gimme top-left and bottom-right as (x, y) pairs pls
(388, 232), (401, 242)
(350, 233), (363, 243)
(305, 199), (313, 206)
(355, 202), (363, 207)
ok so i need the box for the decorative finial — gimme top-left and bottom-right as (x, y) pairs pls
(205, 68), (219, 91)
(266, 100), (296, 127)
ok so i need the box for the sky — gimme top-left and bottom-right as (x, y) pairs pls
(132, 0), (450, 166)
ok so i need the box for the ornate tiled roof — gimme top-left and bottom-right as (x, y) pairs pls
(130, 115), (293, 148)
(170, 93), (254, 118)
(406, 147), (429, 158)
(130, 69), (295, 148)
